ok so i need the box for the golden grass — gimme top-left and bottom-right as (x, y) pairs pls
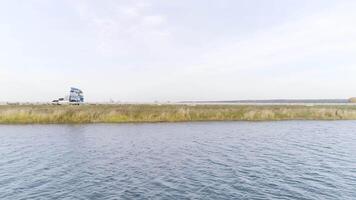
(1, 104), (356, 124)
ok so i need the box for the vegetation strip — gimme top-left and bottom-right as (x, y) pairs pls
(1, 104), (356, 124)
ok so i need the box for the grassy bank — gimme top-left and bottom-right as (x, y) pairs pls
(1, 104), (356, 124)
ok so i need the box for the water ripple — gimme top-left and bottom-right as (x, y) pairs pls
(0, 121), (356, 199)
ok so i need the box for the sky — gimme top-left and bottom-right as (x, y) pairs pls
(1, 0), (356, 102)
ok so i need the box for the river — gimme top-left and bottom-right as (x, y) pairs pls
(0, 121), (355, 199)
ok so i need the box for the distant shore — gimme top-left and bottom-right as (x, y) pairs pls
(1, 104), (356, 124)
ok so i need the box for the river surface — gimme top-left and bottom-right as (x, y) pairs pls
(0, 121), (355, 200)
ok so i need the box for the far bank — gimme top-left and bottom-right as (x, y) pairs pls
(1, 104), (356, 124)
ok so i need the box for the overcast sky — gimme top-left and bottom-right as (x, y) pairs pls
(1, 0), (356, 102)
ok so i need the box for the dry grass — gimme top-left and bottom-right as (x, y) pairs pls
(1, 104), (356, 124)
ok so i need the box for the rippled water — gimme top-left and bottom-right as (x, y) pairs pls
(0, 121), (356, 200)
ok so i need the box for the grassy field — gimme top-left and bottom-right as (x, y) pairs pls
(1, 104), (356, 124)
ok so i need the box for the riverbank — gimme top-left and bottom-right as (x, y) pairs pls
(1, 104), (356, 124)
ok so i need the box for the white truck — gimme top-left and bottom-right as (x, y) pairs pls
(52, 87), (84, 105)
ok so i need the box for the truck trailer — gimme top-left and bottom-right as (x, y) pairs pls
(52, 87), (84, 105)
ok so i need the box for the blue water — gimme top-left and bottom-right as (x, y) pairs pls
(0, 121), (355, 199)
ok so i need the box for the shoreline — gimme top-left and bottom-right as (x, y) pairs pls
(1, 104), (356, 124)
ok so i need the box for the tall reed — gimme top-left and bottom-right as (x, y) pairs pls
(1, 104), (356, 124)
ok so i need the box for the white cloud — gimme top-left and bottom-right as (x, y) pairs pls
(142, 15), (165, 26)
(72, 0), (169, 57)
(197, 2), (356, 73)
